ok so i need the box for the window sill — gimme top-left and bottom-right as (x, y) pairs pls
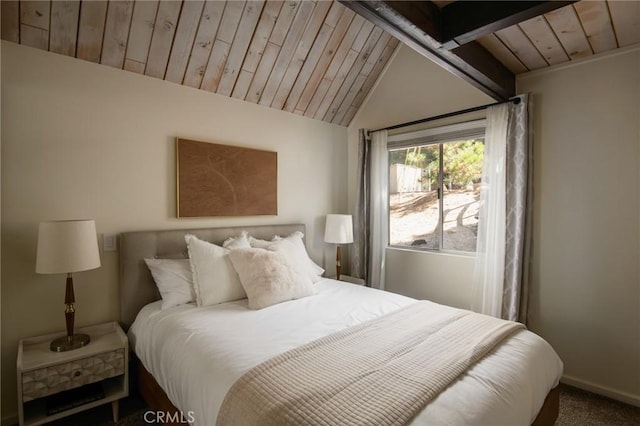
(386, 245), (476, 258)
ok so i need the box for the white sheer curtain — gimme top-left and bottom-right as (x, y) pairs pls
(472, 95), (532, 322)
(472, 104), (509, 317)
(368, 130), (388, 290)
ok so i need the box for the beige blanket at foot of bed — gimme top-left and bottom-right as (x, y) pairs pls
(217, 301), (524, 426)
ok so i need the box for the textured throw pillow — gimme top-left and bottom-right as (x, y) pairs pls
(273, 231), (324, 281)
(228, 248), (315, 310)
(144, 258), (195, 310)
(185, 235), (246, 306)
(223, 231), (251, 250)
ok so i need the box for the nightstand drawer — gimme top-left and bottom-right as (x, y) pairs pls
(21, 349), (125, 402)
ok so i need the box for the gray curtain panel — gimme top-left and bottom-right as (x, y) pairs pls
(350, 129), (371, 284)
(503, 94), (533, 323)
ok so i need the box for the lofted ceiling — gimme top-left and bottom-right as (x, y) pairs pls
(476, 1), (640, 74)
(343, 0), (639, 100)
(1, 1), (638, 125)
(0, 0), (399, 126)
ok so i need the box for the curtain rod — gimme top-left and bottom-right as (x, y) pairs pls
(371, 97), (521, 133)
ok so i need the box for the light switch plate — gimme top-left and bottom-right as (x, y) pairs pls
(103, 234), (117, 252)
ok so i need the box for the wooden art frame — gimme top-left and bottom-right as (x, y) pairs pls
(176, 138), (277, 218)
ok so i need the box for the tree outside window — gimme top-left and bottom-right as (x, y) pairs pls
(389, 138), (484, 253)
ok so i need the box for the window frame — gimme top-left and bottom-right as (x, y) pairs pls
(387, 119), (486, 255)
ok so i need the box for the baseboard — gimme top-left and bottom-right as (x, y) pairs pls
(561, 375), (640, 407)
(1, 413), (17, 426)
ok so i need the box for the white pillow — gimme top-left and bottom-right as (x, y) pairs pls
(228, 248), (315, 310)
(185, 235), (246, 306)
(272, 231), (324, 281)
(248, 235), (274, 249)
(223, 231), (251, 249)
(144, 258), (195, 310)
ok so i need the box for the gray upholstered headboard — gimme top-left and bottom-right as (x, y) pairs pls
(119, 224), (306, 330)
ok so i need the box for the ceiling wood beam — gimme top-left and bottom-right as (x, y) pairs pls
(339, 0), (515, 100)
(440, 1), (576, 49)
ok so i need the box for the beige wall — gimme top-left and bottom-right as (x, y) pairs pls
(348, 45), (491, 308)
(518, 46), (640, 404)
(385, 249), (475, 308)
(0, 41), (347, 420)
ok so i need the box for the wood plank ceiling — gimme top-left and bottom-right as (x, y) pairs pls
(343, 0), (637, 101)
(0, 0), (399, 126)
(473, 0), (640, 74)
(2, 1), (637, 125)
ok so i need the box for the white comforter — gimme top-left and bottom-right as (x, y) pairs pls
(129, 279), (563, 426)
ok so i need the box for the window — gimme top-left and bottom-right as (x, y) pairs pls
(388, 121), (485, 253)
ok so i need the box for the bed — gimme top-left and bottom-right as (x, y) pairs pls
(120, 224), (563, 425)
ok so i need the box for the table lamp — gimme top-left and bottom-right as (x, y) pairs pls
(324, 214), (354, 280)
(36, 220), (101, 352)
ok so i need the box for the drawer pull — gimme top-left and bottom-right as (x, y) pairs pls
(74, 371), (81, 377)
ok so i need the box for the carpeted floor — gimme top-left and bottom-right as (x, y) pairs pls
(48, 383), (639, 425)
(557, 383), (640, 426)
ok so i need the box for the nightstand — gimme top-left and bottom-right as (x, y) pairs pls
(17, 322), (128, 426)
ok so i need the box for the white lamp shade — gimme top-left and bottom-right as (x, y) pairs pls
(324, 214), (354, 244)
(36, 220), (101, 274)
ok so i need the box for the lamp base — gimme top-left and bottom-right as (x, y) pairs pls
(50, 333), (90, 352)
